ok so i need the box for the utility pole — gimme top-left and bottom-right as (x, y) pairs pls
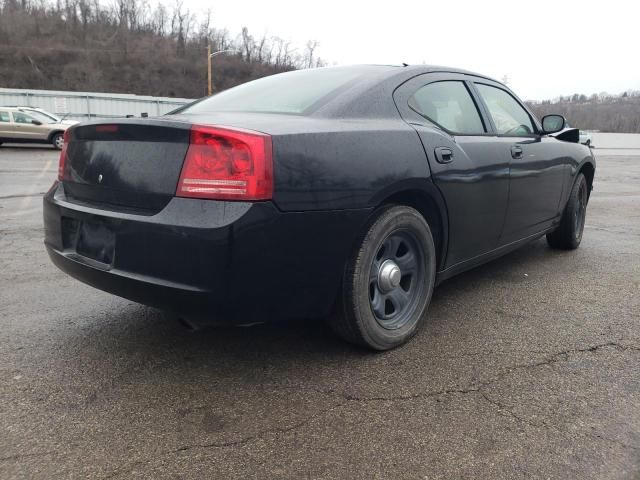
(207, 45), (212, 96)
(207, 48), (237, 96)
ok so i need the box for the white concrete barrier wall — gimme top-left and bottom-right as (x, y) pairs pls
(2, 89), (638, 151)
(0, 88), (195, 121)
(591, 133), (640, 149)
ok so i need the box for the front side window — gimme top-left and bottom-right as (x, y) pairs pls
(13, 112), (34, 124)
(0, 111), (10, 122)
(409, 81), (485, 134)
(476, 84), (535, 135)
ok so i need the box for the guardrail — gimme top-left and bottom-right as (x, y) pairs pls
(0, 88), (195, 121)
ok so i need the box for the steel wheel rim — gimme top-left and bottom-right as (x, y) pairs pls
(368, 230), (425, 330)
(55, 135), (64, 149)
(574, 182), (587, 237)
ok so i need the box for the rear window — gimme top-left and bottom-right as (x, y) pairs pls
(178, 66), (387, 115)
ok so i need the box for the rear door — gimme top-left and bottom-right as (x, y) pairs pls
(471, 81), (566, 243)
(394, 73), (510, 267)
(0, 110), (13, 138)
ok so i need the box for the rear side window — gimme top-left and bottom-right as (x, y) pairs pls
(0, 111), (10, 122)
(475, 84), (535, 135)
(180, 66), (383, 115)
(409, 81), (485, 134)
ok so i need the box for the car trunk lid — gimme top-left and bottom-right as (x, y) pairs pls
(62, 120), (191, 213)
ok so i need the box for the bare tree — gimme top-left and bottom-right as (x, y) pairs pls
(0, 0), (331, 99)
(240, 26), (253, 62)
(304, 40), (318, 69)
(255, 32), (267, 63)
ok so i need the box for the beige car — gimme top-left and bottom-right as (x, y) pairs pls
(0, 107), (71, 150)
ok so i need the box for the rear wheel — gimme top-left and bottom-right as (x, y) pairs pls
(52, 133), (64, 150)
(547, 173), (588, 250)
(329, 205), (436, 350)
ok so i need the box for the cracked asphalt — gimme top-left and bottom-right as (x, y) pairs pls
(1, 143), (639, 479)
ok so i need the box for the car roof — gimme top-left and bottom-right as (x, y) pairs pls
(351, 64), (501, 83)
(0, 106), (41, 111)
(299, 64), (507, 119)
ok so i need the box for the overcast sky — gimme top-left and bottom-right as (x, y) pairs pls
(184, 0), (639, 100)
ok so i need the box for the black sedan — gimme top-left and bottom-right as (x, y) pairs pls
(44, 65), (595, 350)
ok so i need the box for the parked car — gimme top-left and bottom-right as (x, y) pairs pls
(3, 106), (79, 126)
(43, 65), (596, 350)
(564, 121), (593, 146)
(0, 107), (71, 149)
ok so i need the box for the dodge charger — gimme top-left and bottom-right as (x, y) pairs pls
(43, 65), (596, 350)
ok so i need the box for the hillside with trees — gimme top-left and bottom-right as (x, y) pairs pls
(0, 0), (324, 98)
(527, 91), (640, 133)
(2, 0), (639, 133)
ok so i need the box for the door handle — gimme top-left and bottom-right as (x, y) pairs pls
(511, 145), (523, 159)
(434, 147), (454, 164)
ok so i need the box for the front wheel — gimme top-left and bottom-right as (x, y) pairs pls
(547, 173), (588, 250)
(329, 205), (436, 350)
(52, 133), (64, 150)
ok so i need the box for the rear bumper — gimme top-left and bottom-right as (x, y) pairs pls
(44, 182), (372, 323)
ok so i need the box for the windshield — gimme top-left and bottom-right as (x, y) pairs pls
(36, 109), (62, 122)
(178, 66), (389, 115)
(23, 110), (58, 124)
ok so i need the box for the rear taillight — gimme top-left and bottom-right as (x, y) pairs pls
(57, 129), (71, 181)
(176, 125), (273, 201)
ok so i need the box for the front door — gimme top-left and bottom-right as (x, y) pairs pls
(11, 111), (51, 141)
(472, 82), (566, 243)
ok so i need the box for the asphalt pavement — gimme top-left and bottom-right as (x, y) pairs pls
(1, 143), (639, 479)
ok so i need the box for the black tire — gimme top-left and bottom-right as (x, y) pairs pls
(329, 205), (436, 350)
(546, 173), (588, 250)
(52, 133), (64, 150)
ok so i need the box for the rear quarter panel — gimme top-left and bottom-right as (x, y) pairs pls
(271, 119), (432, 211)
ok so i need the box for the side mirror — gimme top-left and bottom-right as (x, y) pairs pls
(31, 119), (43, 126)
(541, 114), (565, 134)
